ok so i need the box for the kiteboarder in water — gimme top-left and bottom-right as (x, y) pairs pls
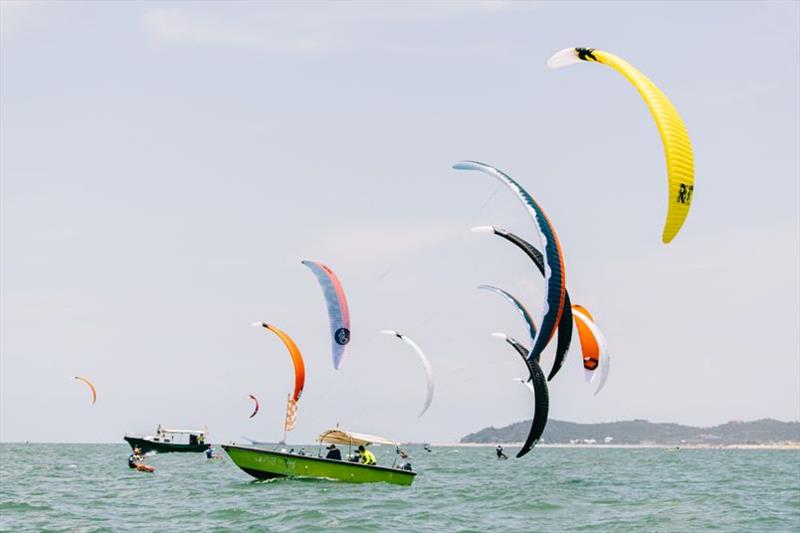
(128, 447), (143, 469)
(496, 445), (508, 460)
(128, 447), (155, 473)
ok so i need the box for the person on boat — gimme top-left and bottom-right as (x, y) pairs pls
(325, 444), (342, 460)
(358, 445), (376, 465)
(496, 445), (508, 460)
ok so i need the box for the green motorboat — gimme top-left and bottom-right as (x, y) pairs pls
(223, 429), (416, 486)
(124, 426), (210, 454)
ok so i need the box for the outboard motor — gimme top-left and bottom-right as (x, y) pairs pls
(398, 462), (413, 471)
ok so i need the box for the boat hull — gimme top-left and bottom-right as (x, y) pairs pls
(222, 444), (416, 486)
(124, 436), (210, 454)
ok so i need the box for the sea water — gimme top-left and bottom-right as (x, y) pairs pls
(1, 444), (798, 532)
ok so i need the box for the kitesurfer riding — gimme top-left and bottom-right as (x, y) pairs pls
(358, 445), (376, 465)
(128, 447), (143, 469)
(127, 447), (154, 472)
(496, 445), (508, 460)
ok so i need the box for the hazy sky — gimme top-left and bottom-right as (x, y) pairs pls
(2, 1), (798, 444)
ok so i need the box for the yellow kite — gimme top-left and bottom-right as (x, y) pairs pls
(548, 48), (695, 243)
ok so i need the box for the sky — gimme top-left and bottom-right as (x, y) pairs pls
(1, 1), (798, 444)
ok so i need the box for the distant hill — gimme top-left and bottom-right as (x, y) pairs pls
(461, 419), (800, 445)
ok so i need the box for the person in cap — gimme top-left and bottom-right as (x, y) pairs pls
(349, 447), (361, 462)
(357, 445), (376, 465)
(325, 444), (342, 460)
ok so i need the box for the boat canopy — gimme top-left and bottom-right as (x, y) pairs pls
(317, 428), (397, 447)
(160, 427), (206, 435)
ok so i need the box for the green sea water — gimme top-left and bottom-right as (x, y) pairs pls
(1, 443), (798, 532)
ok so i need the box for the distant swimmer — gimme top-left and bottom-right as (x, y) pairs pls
(496, 445), (508, 460)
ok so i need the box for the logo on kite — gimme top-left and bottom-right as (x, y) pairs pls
(335, 327), (350, 345)
(677, 183), (694, 205)
(576, 47), (598, 62)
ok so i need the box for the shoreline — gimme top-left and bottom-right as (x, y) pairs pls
(2, 442), (798, 450)
(426, 442), (800, 450)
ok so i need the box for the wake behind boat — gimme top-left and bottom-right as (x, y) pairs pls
(124, 425), (210, 454)
(224, 428), (416, 486)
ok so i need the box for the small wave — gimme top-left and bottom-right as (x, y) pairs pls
(0, 500), (53, 512)
(207, 507), (258, 520)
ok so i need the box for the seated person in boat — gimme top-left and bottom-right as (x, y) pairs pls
(325, 444), (342, 460)
(358, 445), (376, 465)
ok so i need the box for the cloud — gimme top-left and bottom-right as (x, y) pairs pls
(141, 6), (353, 53)
(295, 220), (465, 278)
(143, 8), (260, 46)
(0, 0), (45, 36)
(140, 2), (534, 53)
(326, 220), (462, 259)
